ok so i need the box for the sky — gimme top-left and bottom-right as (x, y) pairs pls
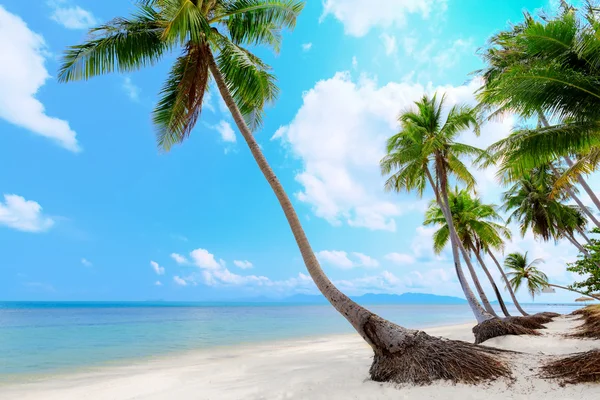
(0, 0), (594, 303)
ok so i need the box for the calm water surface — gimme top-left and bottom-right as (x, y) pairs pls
(0, 302), (580, 380)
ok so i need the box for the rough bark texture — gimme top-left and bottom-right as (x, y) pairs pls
(366, 315), (512, 385)
(474, 251), (511, 317)
(472, 318), (540, 344)
(488, 250), (529, 316)
(208, 54), (510, 385)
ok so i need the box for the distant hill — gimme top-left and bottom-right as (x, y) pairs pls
(279, 292), (467, 305)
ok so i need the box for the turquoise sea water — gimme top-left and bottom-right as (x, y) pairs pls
(0, 302), (580, 381)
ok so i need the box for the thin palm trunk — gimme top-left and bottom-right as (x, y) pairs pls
(474, 250), (511, 317)
(424, 169), (493, 323)
(208, 53), (430, 358)
(564, 230), (590, 256)
(459, 246), (500, 317)
(577, 228), (592, 245)
(548, 283), (600, 301)
(487, 250), (529, 316)
(538, 113), (600, 227)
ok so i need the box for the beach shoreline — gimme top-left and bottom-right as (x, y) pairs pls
(1, 317), (599, 400)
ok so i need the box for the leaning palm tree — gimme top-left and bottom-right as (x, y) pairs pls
(381, 94), (536, 343)
(58, 0), (510, 384)
(477, 2), (600, 215)
(424, 188), (530, 317)
(505, 252), (600, 300)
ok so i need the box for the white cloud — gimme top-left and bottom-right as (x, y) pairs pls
(233, 260), (253, 269)
(170, 253), (189, 265)
(351, 252), (379, 267)
(321, 0), (447, 37)
(402, 35), (418, 56)
(190, 248), (221, 270)
(213, 120), (236, 143)
(122, 77), (140, 102)
(155, 280), (162, 286)
(433, 38), (474, 69)
(173, 276), (188, 286)
(274, 73), (513, 232)
(352, 56), (358, 69)
(0, 194), (54, 233)
(380, 33), (397, 56)
(0, 6), (80, 152)
(317, 250), (354, 268)
(385, 252), (416, 265)
(48, 1), (97, 30)
(150, 260), (165, 275)
(302, 42), (313, 51)
(81, 258), (92, 267)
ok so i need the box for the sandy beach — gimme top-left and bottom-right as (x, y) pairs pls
(0, 315), (598, 400)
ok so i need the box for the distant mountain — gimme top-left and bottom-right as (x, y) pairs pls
(279, 292), (467, 305)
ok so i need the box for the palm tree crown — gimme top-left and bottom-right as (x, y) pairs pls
(58, 0), (304, 150)
(504, 252), (549, 299)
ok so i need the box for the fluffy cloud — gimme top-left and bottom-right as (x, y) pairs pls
(122, 77), (140, 102)
(170, 253), (189, 264)
(433, 38), (474, 69)
(48, 1), (97, 30)
(0, 6), (80, 152)
(274, 73), (514, 232)
(150, 261), (165, 275)
(385, 252), (415, 265)
(0, 194), (54, 233)
(380, 33), (397, 56)
(173, 276), (188, 286)
(321, 0), (447, 36)
(190, 248), (221, 270)
(213, 120), (236, 143)
(81, 258), (93, 267)
(155, 281), (163, 286)
(233, 260), (253, 269)
(317, 250), (379, 269)
(302, 42), (313, 52)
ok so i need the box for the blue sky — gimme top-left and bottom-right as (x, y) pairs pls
(0, 0), (592, 303)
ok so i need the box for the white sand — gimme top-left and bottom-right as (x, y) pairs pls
(1, 316), (599, 400)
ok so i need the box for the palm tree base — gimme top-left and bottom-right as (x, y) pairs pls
(541, 350), (600, 384)
(365, 316), (512, 385)
(473, 318), (540, 344)
(536, 312), (561, 318)
(568, 306), (600, 339)
(505, 316), (548, 330)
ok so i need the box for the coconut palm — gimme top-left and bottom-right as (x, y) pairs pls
(504, 252), (549, 299)
(477, 2), (600, 214)
(57, 0), (510, 384)
(424, 188), (530, 317)
(505, 252), (600, 300)
(380, 94), (536, 344)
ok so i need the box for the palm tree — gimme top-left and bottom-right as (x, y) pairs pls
(57, 0), (509, 384)
(424, 188), (530, 317)
(381, 94), (536, 343)
(505, 252), (600, 300)
(504, 252), (548, 299)
(477, 2), (600, 215)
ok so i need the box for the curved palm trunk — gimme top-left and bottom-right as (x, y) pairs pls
(424, 170), (493, 323)
(207, 54), (423, 357)
(459, 246), (500, 317)
(487, 250), (529, 316)
(548, 283), (600, 301)
(564, 155), (600, 214)
(474, 250), (511, 317)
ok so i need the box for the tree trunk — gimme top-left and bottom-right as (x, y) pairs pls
(577, 228), (592, 246)
(565, 231), (590, 256)
(208, 52), (513, 384)
(424, 171), (493, 323)
(487, 250), (529, 316)
(538, 113), (600, 227)
(474, 250), (511, 317)
(458, 245), (499, 318)
(548, 283), (600, 301)
(564, 155), (600, 214)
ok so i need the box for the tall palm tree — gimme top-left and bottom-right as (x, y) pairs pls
(505, 252), (600, 300)
(424, 188), (530, 317)
(477, 2), (600, 214)
(58, 0), (510, 384)
(381, 94), (498, 324)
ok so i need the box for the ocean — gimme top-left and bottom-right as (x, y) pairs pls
(0, 301), (580, 381)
